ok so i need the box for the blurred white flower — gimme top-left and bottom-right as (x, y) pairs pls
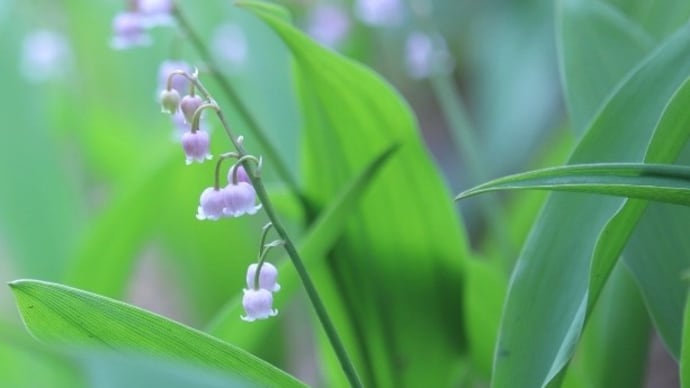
(157, 60), (192, 95)
(20, 29), (73, 83)
(354, 0), (404, 27)
(137, 0), (174, 27)
(306, 4), (350, 48)
(211, 23), (248, 71)
(110, 11), (151, 50)
(405, 31), (454, 79)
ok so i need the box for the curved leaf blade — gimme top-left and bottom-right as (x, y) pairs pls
(490, 21), (690, 388)
(9, 279), (305, 388)
(456, 163), (690, 206)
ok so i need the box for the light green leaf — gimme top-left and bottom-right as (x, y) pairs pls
(491, 22), (690, 388)
(9, 279), (305, 387)
(238, 2), (469, 386)
(456, 162), (690, 206)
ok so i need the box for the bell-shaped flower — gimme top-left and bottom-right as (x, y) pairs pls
(196, 187), (225, 220)
(181, 130), (211, 165)
(160, 89), (180, 114)
(222, 182), (261, 217)
(180, 94), (204, 123)
(246, 262), (280, 292)
(111, 11), (151, 50)
(227, 165), (250, 184)
(241, 288), (278, 322)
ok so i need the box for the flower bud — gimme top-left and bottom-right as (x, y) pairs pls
(246, 262), (280, 292)
(227, 165), (250, 184)
(241, 288), (278, 322)
(196, 187), (226, 220)
(180, 94), (204, 123)
(160, 89), (181, 114)
(181, 130), (211, 165)
(222, 182), (262, 217)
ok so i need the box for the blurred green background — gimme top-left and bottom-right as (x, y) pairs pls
(1, 0), (682, 387)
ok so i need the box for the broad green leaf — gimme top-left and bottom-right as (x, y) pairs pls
(491, 23), (690, 388)
(604, 0), (690, 41)
(463, 258), (507, 378)
(624, 202), (690, 357)
(9, 279), (305, 387)
(456, 162), (690, 206)
(605, 78), (690, 359)
(206, 145), (399, 349)
(563, 264), (650, 388)
(681, 289), (690, 387)
(239, 2), (469, 386)
(558, 0), (654, 133)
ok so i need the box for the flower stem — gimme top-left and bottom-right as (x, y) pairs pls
(172, 5), (303, 205)
(214, 106), (364, 388)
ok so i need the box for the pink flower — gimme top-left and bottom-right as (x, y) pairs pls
(246, 262), (281, 292)
(227, 165), (250, 184)
(181, 130), (212, 165)
(180, 94), (204, 123)
(222, 182), (262, 217)
(241, 288), (278, 322)
(196, 187), (225, 220)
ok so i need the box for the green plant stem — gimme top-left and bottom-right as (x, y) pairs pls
(172, 6), (303, 203)
(186, 72), (362, 387)
(216, 109), (364, 388)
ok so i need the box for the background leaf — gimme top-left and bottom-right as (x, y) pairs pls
(239, 2), (470, 386)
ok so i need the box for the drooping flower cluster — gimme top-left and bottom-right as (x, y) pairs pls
(158, 67), (213, 164)
(110, 0), (174, 50)
(196, 165), (261, 220)
(242, 261), (280, 322)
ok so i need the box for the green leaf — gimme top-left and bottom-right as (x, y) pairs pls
(558, 0), (654, 134)
(680, 289), (690, 387)
(604, 0), (690, 41)
(9, 279), (306, 387)
(490, 22), (690, 387)
(238, 2), (469, 386)
(206, 145), (399, 348)
(564, 264), (650, 388)
(456, 162), (690, 206)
